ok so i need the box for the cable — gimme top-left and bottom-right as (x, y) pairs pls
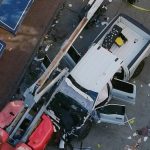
(128, 2), (150, 12)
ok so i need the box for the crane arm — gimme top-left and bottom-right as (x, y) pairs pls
(24, 0), (104, 104)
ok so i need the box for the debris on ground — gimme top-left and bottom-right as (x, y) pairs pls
(55, 20), (59, 24)
(140, 84), (143, 87)
(68, 3), (73, 7)
(127, 136), (132, 140)
(129, 119), (135, 125)
(133, 132), (138, 137)
(124, 138), (141, 150)
(101, 21), (108, 26)
(45, 45), (50, 52)
(97, 144), (101, 149)
(132, 80), (136, 84)
(136, 126), (150, 137)
(143, 136), (148, 142)
(79, 35), (83, 39)
(125, 125), (150, 150)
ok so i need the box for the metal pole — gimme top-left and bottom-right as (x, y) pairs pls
(24, 0), (104, 99)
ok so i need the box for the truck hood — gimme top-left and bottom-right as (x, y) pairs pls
(70, 46), (123, 93)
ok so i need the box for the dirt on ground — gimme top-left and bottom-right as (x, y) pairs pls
(0, 0), (64, 110)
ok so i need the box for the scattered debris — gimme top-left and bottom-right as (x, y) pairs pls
(55, 20), (59, 24)
(133, 80), (136, 84)
(68, 4), (72, 8)
(137, 138), (142, 144)
(8, 47), (13, 51)
(129, 119), (135, 125)
(79, 35), (83, 39)
(124, 145), (132, 150)
(124, 138), (141, 150)
(102, 5), (107, 10)
(125, 115), (135, 130)
(51, 24), (56, 27)
(97, 144), (101, 149)
(44, 35), (48, 39)
(45, 45), (50, 52)
(133, 132), (138, 137)
(143, 136), (148, 142)
(136, 126), (150, 136)
(104, 17), (109, 21)
(125, 128), (150, 150)
(101, 21), (108, 26)
(128, 136), (132, 140)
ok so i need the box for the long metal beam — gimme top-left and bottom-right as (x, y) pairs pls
(24, 0), (104, 102)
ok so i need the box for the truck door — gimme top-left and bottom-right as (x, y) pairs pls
(111, 78), (136, 104)
(96, 104), (125, 125)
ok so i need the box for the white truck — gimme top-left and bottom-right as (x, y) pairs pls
(48, 14), (150, 131)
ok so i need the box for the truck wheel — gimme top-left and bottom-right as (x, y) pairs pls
(132, 60), (145, 79)
(76, 120), (92, 140)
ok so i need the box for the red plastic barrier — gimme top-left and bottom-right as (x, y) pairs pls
(0, 143), (14, 150)
(28, 114), (54, 150)
(0, 128), (9, 143)
(0, 143), (32, 150)
(0, 101), (24, 128)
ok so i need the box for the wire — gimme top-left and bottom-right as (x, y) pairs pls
(128, 2), (150, 12)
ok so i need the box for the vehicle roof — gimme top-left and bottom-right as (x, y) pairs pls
(70, 45), (123, 92)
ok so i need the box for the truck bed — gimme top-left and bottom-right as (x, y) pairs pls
(95, 14), (150, 69)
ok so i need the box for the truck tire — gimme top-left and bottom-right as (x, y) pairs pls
(132, 60), (145, 79)
(76, 120), (92, 140)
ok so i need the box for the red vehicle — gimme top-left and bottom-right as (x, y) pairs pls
(0, 101), (54, 150)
